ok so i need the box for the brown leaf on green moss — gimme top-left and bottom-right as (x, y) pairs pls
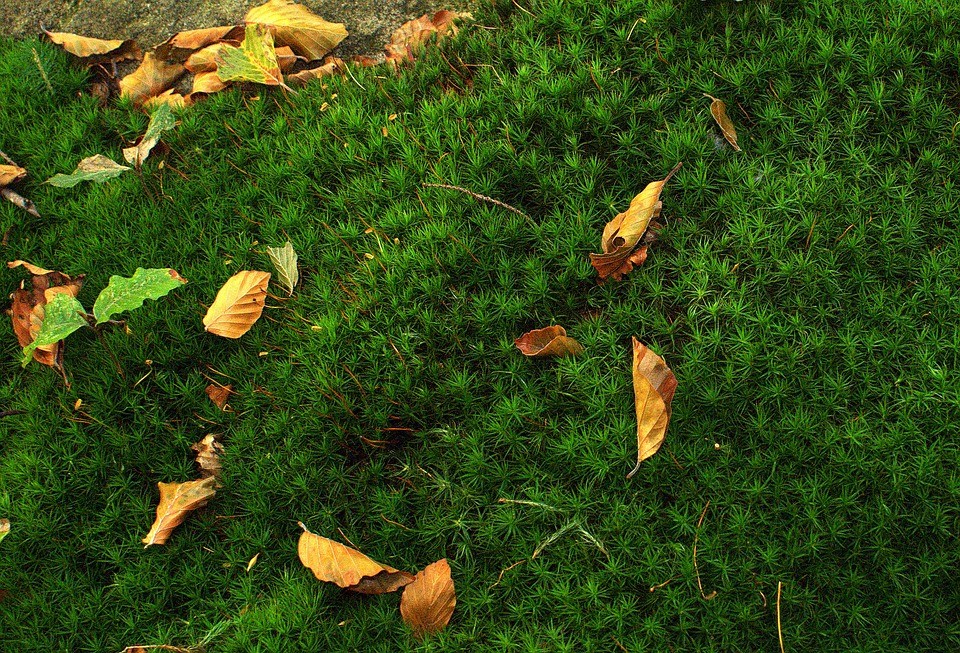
(704, 94), (741, 151)
(626, 338), (677, 478)
(119, 52), (186, 107)
(43, 29), (141, 65)
(142, 477), (217, 547)
(400, 559), (457, 639)
(385, 11), (469, 68)
(297, 523), (414, 594)
(514, 325), (584, 358)
(7, 263), (84, 369)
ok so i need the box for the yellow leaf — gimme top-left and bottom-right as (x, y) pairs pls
(627, 338), (677, 478)
(214, 24), (288, 90)
(400, 559), (457, 639)
(202, 270), (271, 338)
(142, 477), (217, 547)
(514, 325), (584, 358)
(246, 552), (260, 572)
(704, 94), (741, 151)
(0, 165), (26, 187)
(143, 90), (189, 111)
(43, 29), (141, 64)
(190, 71), (228, 97)
(119, 52), (185, 107)
(297, 523), (414, 594)
(244, 0), (348, 61)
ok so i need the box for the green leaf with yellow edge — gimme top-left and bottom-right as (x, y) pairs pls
(46, 154), (130, 188)
(215, 24), (293, 91)
(123, 103), (177, 166)
(92, 268), (187, 325)
(21, 291), (87, 367)
(266, 241), (298, 295)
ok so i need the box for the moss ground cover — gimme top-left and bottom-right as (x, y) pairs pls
(1, 0), (959, 650)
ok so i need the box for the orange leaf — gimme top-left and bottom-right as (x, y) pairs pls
(155, 25), (243, 60)
(184, 43), (233, 74)
(400, 559), (457, 639)
(589, 163), (681, 281)
(704, 94), (741, 151)
(202, 271), (270, 339)
(244, 0), (348, 61)
(190, 71), (228, 97)
(385, 11), (468, 68)
(43, 29), (141, 64)
(142, 476), (217, 547)
(191, 434), (224, 480)
(205, 383), (233, 410)
(0, 165), (26, 187)
(514, 325), (584, 358)
(287, 57), (344, 86)
(297, 524), (414, 594)
(275, 45), (306, 72)
(7, 260), (52, 275)
(626, 338), (677, 478)
(119, 52), (186, 107)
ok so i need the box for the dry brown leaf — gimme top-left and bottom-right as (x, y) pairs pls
(119, 52), (186, 107)
(297, 523), (414, 594)
(142, 476), (217, 547)
(244, 0), (348, 61)
(626, 338), (677, 478)
(514, 325), (584, 358)
(7, 265), (84, 368)
(704, 94), (741, 151)
(190, 71), (228, 97)
(155, 25), (243, 61)
(191, 434), (224, 479)
(205, 383), (233, 410)
(0, 165), (26, 187)
(589, 163), (681, 281)
(287, 56), (344, 86)
(43, 29), (141, 65)
(275, 45), (306, 72)
(143, 90), (189, 111)
(184, 43), (233, 74)
(400, 559), (456, 639)
(385, 11), (468, 68)
(202, 270), (270, 338)
(7, 260), (52, 275)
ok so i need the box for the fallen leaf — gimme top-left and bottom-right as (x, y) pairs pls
(191, 434), (224, 479)
(246, 552), (260, 571)
(286, 57), (343, 86)
(8, 266), (85, 368)
(46, 154), (130, 188)
(123, 104), (178, 166)
(155, 25), (243, 60)
(704, 94), (741, 151)
(400, 559), (456, 639)
(143, 90), (189, 111)
(184, 43), (233, 74)
(514, 325), (584, 357)
(205, 383), (232, 410)
(7, 260), (52, 275)
(0, 165), (26, 187)
(297, 523), (414, 594)
(142, 476), (217, 547)
(244, 0), (347, 61)
(626, 338), (677, 478)
(203, 270), (271, 338)
(91, 267), (186, 324)
(43, 29), (141, 65)
(215, 24), (291, 91)
(266, 241), (298, 295)
(21, 290), (88, 367)
(0, 519), (9, 544)
(275, 45), (306, 72)
(589, 163), (681, 281)
(385, 11), (469, 68)
(189, 71), (228, 98)
(119, 52), (186, 107)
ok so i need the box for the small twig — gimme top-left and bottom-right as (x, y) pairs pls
(1, 187), (40, 217)
(649, 577), (674, 592)
(381, 514), (410, 530)
(804, 217), (817, 250)
(489, 559), (525, 589)
(422, 183), (535, 226)
(693, 501), (717, 600)
(0, 149), (16, 165)
(532, 521), (579, 559)
(776, 581), (785, 653)
(612, 636), (630, 652)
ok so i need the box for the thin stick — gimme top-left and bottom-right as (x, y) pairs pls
(612, 636), (629, 652)
(489, 559), (525, 589)
(0, 410), (27, 419)
(422, 183), (535, 226)
(693, 501), (717, 600)
(649, 577), (674, 592)
(776, 581), (785, 653)
(497, 498), (563, 512)
(0, 149), (16, 165)
(1, 188), (40, 217)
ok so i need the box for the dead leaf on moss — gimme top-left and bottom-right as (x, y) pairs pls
(43, 29), (141, 65)
(7, 263), (84, 368)
(0, 165), (26, 187)
(205, 383), (233, 410)
(627, 337), (677, 478)
(400, 559), (456, 639)
(244, 0), (348, 62)
(215, 24), (290, 90)
(297, 522), (414, 594)
(704, 94), (741, 151)
(287, 56), (344, 86)
(119, 52), (186, 107)
(275, 45), (306, 73)
(514, 325), (584, 358)
(385, 11), (469, 68)
(143, 89), (189, 111)
(154, 25), (243, 61)
(191, 434), (224, 479)
(203, 270), (271, 339)
(142, 476), (217, 547)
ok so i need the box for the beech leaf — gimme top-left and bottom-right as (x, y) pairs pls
(286, 57), (344, 86)
(514, 325), (584, 358)
(400, 559), (457, 639)
(191, 434), (224, 479)
(266, 241), (298, 295)
(7, 260), (52, 275)
(185, 43), (232, 74)
(297, 523), (414, 594)
(43, 29), (141, 65)
(142, 476), (217, 547)
(8, 265), (84, 368)
(0, 165), (26, 187)
(202, 270), (271, 338)
(244, 0), (348, 61)
(589, 163), (681, 281)
(385, 11), (469, 68)
(119, 52), (186, 107)
(21, 291), (87, 367)
(92, 267), (186, 324)
(122, 104), (177, 166)
(46, 154), (130, 188)
(155, 25), (243, 60)
(626, 338), (677, 478)
(215, 24), (293, 90)
(190, 71), (229, 98)
(704, 94), (741, 151)
(205, 383), (233, 410)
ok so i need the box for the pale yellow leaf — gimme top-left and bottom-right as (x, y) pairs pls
(142, 477), (217, 547)
(244, 0), (347, 61)
(297, 523), (414, 594)
(627, 338), (677, 478)
(202, 270), (271, 338)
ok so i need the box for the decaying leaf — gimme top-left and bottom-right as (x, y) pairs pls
(0, 519), (9, 544)
(589, 163), (681, 281)
(203, 270), (271, 338)
(297, 523), (414, 594)
(119, 52), (186, 107)
(155, 25), (243, 61)
(275, 45), (306, 73)
(0, 165), (26, 187)
(400, 559), (456, 639)
(626, 338), (677, 478)
(191, 434), (224, 479)
(205, 383), (233, 410)
(514, 325), (584, 358)
(286, 56), (343, 86)
(123, 104), (178, 166)
(43, 29), (141, 65)
(385, 11), (469, 68)
(704, 94), (741, 151)
(21, 291), (88, 367)
(185, 43), (232, 74)
(190, 71), (229, 98)
(8, 265), (84, 368)
(6, 260), (52, 275)
(244, 0), (348, 61)
(142, 476), (217, 547)
(143, 90), (189, 111)
(215, 24), (290, 90)
(266, 241), (298, 295)
(46, 154), (130, 188)
(91, 267), (186, 325)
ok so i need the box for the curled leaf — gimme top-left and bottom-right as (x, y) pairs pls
(43, 29), (141, 65)
(142, 476), (217, 547)
(7, 260), (52, 275)
(286, 57), (344, 86)
(514, 325), (584, 358)
(46, 154), (130, 188)
(244, 0), (348, 61)
(202, 270), (271, 338)
(155, 25), (243, 60)
(0, 165), (26, 187)
(21, 291), (87, 367)
(385, 11), (469, 68)
(122, 104), (178, 166)
(266, 241), (298, 295)
(7, 265), (83, 368)
(626, 338), (677, 478)
(191, 434), (224, 479)
(704, 94), (741, 151)
(297, 523), (414, 594)
(400, 559), (457, 639)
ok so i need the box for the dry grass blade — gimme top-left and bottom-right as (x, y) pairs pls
(203, 270), (271, 338)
